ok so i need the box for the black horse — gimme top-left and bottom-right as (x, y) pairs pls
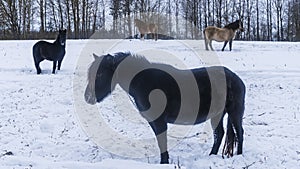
(84, 52), (246, 164)
(32, 29), (67, 74)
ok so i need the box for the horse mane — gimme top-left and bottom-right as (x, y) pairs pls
(54, 33), (61, 44)
(87, 52), (151, 83)
(224, 20), (240, 30)
(114, 52), (150, 66)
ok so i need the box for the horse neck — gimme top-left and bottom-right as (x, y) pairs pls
(54, 36), (60, 44)
(112, 56), (150, 94)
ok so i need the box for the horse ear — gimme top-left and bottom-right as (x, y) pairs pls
(106, 54), (114, 62)
(93, 53), (99, 60)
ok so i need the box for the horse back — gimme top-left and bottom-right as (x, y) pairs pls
(128, 65), (244, 125)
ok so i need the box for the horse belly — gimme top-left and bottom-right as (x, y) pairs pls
(166, 98), (211, 125)
(167, 114), (207, 125)
(211, 29), (233, 42)
(45, 48), (65, 61)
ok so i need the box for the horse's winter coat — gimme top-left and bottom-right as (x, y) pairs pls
(32, 29), (67, 74)
(85, 52), (246, 164)
(204, 20), (244, 51)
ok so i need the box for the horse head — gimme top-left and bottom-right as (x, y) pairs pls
(57, 29), (67, 46)
(85, 53), (116, 105)
(224, 20), (244, 32)
(237, 20), (245, 32)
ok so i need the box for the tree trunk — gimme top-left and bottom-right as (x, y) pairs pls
(256, 0), (260, 40)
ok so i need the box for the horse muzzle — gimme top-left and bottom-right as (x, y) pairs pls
(84, 88), (97, 105)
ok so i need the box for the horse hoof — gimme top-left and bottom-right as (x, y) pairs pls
(209, 152), (217, 156)
(160, 161), (169, 164)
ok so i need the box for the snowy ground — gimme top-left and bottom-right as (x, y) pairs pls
(0, 39), (299, 168)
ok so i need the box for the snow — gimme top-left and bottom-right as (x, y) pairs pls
(0, 39), (300, 168)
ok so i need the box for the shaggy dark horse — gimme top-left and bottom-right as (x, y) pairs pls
(84, 52), (246, 164)
(134, 19), (158, 41)
(204, 20), (244, 51)
(32, 29), (67, 74)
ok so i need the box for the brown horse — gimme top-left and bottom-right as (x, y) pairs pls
(203, 20), (244, 51)
(134, 19), (158, 41)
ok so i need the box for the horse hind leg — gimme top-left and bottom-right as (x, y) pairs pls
(33, 55), (42, 74)
(209, 113), (225, 155)
(222, 117), (235, 158)
(229, 40), (233, 51)
(33, 49), (43, 74)
(227, 104), (244, 155)
(34, 61), (42, 74)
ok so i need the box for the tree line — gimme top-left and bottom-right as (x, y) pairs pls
(0, 0), (299, 41)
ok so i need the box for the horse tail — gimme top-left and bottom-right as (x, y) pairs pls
(222, 116), (236, 158)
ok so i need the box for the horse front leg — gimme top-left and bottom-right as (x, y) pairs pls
(52, 61), (57, 74)
(149, 120), (169, 164)
(229, 40), (233, 51)
(58, 59), (63, 70)
(222, 41), (229, 51)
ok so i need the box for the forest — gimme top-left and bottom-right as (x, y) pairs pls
(0, 0), (299, 41)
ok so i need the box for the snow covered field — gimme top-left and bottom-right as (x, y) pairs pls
(0, 39), (299, 168)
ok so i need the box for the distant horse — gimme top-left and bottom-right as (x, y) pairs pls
(134, 19), (158, 41)
(203, 20), (244, 51)
(84, 52), (246, 164)
(32, 29), (67, 74)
